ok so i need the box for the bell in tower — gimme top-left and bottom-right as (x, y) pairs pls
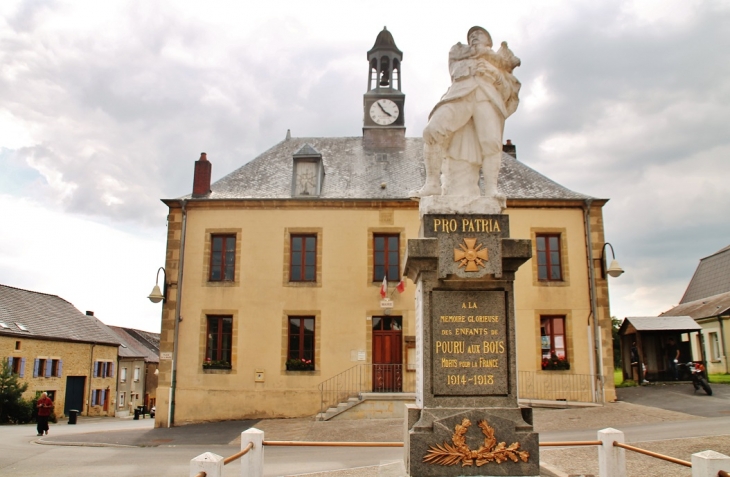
(363, 27), (406, 149)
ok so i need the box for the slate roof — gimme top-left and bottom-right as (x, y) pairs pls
(661, 291), (730, 320)
(620, 316), (702, 334)
(108, 326), (160, 363)
(0, 284), (120, 346)
(680, 245), (730, 303)
(176, 137), (595, 202)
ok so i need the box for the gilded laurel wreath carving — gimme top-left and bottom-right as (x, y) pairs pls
(423, 418), (530, 467)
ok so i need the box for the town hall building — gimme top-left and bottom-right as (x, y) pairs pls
(153, 28), (617, 426)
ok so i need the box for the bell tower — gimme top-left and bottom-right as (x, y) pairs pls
(363, 27), (405, 149)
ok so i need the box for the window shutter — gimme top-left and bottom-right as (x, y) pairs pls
(101, 389), (107, 406)
(34, 359), (40, 377)
(103, 362), (109, 377)
(91, 390), (97, 406)
(93, 361), (98, 378)
(109, 362), (114, 378)
(45, 361), (52, 377)
(19, 358), (26, 377)
(58, 360), (63, 377)
(8, 357), (13, 367)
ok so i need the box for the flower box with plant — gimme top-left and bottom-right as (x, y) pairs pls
(286, 358), (314, 371)
(542, 353), (570, 371)
(202, 358), (231, 369)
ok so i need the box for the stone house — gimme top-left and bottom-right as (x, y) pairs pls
(660, 245), (730, 374)
(0, 284), (120, 417)
(108, 326), (160, 416)
(154, 29), (619, 426)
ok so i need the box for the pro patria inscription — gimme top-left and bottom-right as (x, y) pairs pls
(423, 215), (509, 279)
(432, 290), (508, 396)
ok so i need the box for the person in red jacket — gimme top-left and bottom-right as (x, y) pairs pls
(36, 392), (53, 436)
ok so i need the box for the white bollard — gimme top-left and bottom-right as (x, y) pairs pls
(190, 451), (224, 477)
(241, 428), (264, 477)
(692, 450), (730, 477)
(598, 428), (626, 477)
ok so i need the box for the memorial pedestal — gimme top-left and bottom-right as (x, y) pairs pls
(404, 215), (538, 477)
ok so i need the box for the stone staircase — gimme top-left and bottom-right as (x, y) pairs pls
(316, 396), (363, 421)
(316, 392), (416, 421)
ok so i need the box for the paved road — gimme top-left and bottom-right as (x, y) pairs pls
(0, 417), (402, 477)
(2, 384), (728, 477)
(616, 381), (730, 417)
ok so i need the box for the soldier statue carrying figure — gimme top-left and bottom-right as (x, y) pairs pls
(412, 26), (521, 207)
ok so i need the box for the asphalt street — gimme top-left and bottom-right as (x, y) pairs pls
(0, 383), (727, 477)
(616, 380), (730, 417)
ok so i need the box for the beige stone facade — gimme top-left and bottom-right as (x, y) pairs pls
(154, 197), (617, 427)
(1, 336), (118, 417)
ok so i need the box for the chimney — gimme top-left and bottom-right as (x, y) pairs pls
(502, 139), (516, 158)
(85, 311), (94, 316)
(192, 152), (212, 196)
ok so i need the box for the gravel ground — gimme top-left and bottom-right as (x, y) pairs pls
(540, 435), (730, 477)
(248, 402), (728, 476)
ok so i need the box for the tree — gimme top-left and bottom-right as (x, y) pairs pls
(0, 359), (30, 424)
(612, 317), (623, 368)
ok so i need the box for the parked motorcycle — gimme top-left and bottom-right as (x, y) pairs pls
(679, 361), (712, 395)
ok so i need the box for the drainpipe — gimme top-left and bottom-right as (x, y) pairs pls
(168, 199), (188, 427)
(583, 199), (603, 403)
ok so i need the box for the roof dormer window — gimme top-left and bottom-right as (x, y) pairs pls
(292, 144), (324, 197)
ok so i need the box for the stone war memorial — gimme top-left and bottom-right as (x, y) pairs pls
(404, 26), (539, 476)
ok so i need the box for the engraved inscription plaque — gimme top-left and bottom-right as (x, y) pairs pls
(432, 290), (508, 396)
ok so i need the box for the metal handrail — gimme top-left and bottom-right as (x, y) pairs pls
(317, 363), (412, 415)
(614, 441), (691, 467)
(518, 371), (604, 403)
(540, 440), (602, 446)
(264, 440), (403, 447)
(318, 364), (364, 415)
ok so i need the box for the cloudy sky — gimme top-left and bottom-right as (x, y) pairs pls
(1, 0), (729, 332)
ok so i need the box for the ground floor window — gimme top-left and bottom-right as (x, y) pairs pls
(205, 315), (233, 367)
(118, 392), (126, 408)
(540, 316), (569, 370)
(709, 332), (721, 361)
(287, 317), (314, 370)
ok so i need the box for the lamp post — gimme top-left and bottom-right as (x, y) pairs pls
(600, 243), (625, 279)
(586, 239), (624, 403)
(148, 267), (167, 303)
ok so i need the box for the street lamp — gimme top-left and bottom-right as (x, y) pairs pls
(148, 267), (167, 303)
(600, 243), (624, 279)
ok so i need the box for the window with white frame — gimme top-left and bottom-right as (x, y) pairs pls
(710, 332), (721, 361)
(118, 392), (126, 408)
(133, 367), (140, 382)
(120, 367), (127, 383)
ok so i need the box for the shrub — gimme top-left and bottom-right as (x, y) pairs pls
(0, 360), (29, 424)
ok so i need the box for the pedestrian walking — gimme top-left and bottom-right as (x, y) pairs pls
(36, 392), (53, 436)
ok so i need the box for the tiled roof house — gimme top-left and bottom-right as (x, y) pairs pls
(0, 284), (120, 417)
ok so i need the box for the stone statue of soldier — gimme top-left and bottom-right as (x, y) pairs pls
(412, 26), (521, 205)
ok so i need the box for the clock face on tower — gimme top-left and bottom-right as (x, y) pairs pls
(369, 99), (399, 125)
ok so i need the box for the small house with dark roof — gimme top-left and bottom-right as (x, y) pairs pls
(154, 29), (619, 426)
(660, 245), (730, 374)
(107, 326), (160, 417)
(0, 284), (120, 418)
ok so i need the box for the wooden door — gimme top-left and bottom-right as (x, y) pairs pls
(372, 316), (403, 392)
